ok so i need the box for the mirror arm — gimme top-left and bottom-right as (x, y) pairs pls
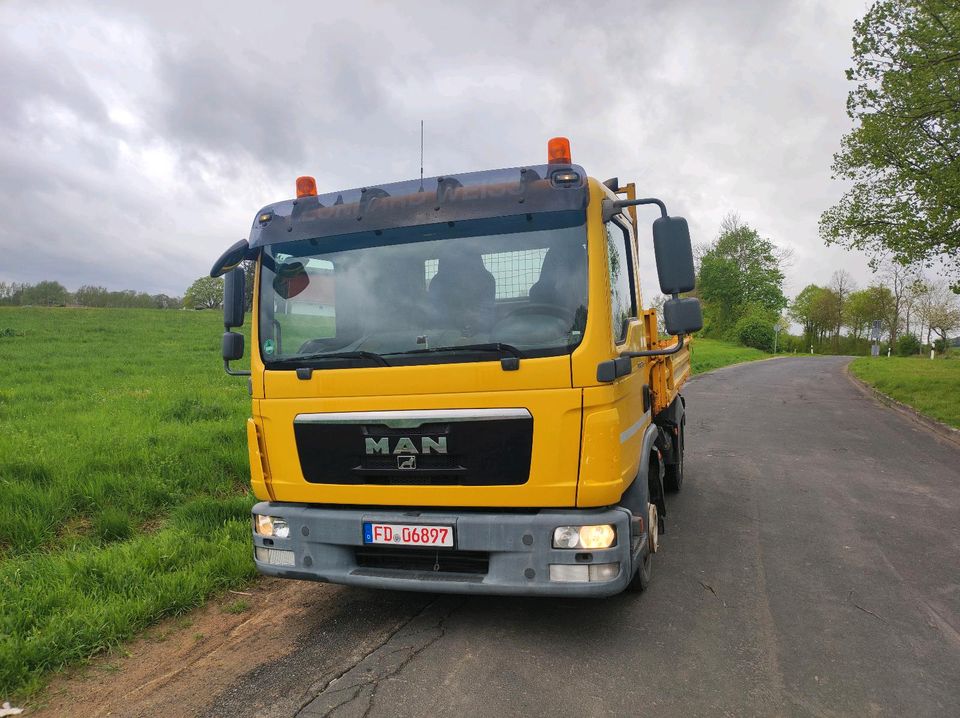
(620, 333), (686, 359)
(602, 197), (668, 222)
(223, 359), (251, 377)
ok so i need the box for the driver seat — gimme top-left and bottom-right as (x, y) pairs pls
(528, 243), (587, 312)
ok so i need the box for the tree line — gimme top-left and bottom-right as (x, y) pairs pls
(0, 280), (183, 309)
(789, 266), (959, 355)
(687, 213), (959, 357)
(0, 262), (250, 311)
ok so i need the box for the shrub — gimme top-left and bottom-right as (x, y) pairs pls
(896, 333), (921, 356)
(733, 311), (775, 352)
(778, 333), (803, 354)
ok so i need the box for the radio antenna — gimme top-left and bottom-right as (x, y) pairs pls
(419, 120), (424, 191)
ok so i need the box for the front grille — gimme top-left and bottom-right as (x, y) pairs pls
(294, 412), (533, 486)
(354, 547), (489, 575)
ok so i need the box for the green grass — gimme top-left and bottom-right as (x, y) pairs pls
(0, 307), (255, 698)
(223, 598), (251, 614)
(849, 355), (960, 429)
(689, 338), (770, 375)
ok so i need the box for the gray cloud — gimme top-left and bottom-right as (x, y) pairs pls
(0, 0), (873, 299)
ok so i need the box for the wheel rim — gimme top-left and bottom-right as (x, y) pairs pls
(647, 502), (659, 553)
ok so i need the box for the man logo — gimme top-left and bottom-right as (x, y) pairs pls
(397, 455), (417, 470)
(364, 437), (447, 455)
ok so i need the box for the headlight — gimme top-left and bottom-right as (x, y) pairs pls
(254, 514), (290, 538)
(553, 526), (580, 549)
(552, 524), (616, 549)
(579, 524), (616, 549)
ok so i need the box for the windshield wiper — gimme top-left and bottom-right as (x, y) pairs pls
(383, 342), (525, 359)
(269, 350), (390, 367)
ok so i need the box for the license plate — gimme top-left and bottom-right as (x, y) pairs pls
(363, 522), (454, 548)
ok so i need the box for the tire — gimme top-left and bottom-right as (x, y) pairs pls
(663, 421), (684, 493)
(627, 502), (658, 592)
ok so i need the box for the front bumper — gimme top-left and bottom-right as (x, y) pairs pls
(252, 502), (642, 597)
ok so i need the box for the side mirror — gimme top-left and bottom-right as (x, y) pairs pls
(653, 216), (695, 295)
(222, 331), (244, 361)
(223, 266), (245, 329)
(663, 297), (703, 335)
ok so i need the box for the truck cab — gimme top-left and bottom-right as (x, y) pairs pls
(212, 138), (702, 596)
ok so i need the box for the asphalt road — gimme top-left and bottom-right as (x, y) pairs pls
(206, 356), (960, 718)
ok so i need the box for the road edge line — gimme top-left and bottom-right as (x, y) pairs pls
(843, 361), (960, 449)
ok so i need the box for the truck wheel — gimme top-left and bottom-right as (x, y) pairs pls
(663, 422), (684, 493)
(627, 502), (658, 592)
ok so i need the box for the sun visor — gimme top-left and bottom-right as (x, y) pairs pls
(248, 164), (588, 249)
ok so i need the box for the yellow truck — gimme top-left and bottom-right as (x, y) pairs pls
(211, 138), (702, 596)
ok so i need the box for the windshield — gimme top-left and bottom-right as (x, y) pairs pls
(258, 213), (588, 368)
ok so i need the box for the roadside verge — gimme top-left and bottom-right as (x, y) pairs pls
(25, 579), (342, 717)
(844, 362), (960, 448)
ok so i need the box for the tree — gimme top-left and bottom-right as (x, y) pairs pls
(184, 276), (223, 309)
(903, 276), (927, 337)
(829, 270), (855, 347)
(790, 284), (845, 349)
(697, 215), (787, 337)
(879, 260), (911, 346)
(820, 1), (960, 287)
(0, 282), (26, 306)
(914, 279), (935, 345)
(21, 281), (69, 306)
(75, 285), (110, 307)
(845, 288), (875, 343)
(811, 288), (840, 345)
(865, 283), (897, 343)
(919, 280), (960, 350)
(152, 294), (182, 309)
(790, 284), (823, 344)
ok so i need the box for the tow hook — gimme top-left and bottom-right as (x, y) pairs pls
(647, 502), (659, 553)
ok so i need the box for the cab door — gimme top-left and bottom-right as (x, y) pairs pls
(578, 212), (650, 506)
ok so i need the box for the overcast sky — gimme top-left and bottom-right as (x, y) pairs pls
(0, 0), (873, 301)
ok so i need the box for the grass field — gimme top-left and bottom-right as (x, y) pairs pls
(849, 355), (960, 429)
(689, 338), (770, 374)
(0, 309), (768, 698)
(0, 307), (255, 698)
